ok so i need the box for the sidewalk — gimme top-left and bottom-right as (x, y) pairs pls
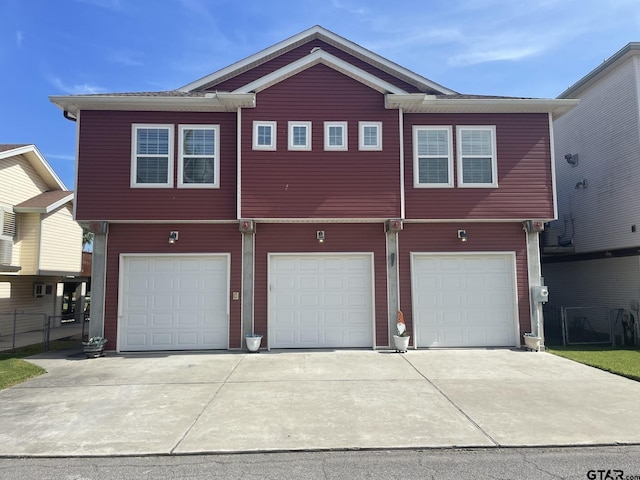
(1, 348), (640, 457)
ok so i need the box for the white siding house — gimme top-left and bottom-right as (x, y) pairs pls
(0, 144), (85, 337)
(544, 43), (640, 345)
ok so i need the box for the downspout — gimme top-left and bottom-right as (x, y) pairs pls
(63, 111), (77, 122)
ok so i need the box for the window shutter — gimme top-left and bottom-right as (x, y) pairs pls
(1, 210), (16, 237)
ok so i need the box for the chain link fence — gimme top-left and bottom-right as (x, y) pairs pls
(0, 311), (88, 353)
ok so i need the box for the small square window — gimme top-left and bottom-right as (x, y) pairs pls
(359, 122), (382, 151)
(253, 121), (277, 150)
(324, 122), (348, 151)
(288, 122), (312, 150)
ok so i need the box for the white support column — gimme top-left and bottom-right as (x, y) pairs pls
(526, 229), (546, 349)
(386, 229), (400, 349)
(89, 231), (107, 338)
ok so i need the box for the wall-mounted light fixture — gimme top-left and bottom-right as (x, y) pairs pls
(575, 179), (587, 189)
(565, 153), (578, 166)
(316, 230), (325, 243)
(457, 229), (467, 242)
(168, 231), (179, 244)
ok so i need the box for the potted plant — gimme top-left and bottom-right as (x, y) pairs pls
(83, 336), (107, 358)
(393, 311), (410, 353)
(523, 333), (542, 351)
(245, 333), (263, 353)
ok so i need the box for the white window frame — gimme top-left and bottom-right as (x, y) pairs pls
(359, 122), (382, 151)
(0, 206), (16, 240)
(324, 122), (348, 151)
(456, 125), (498, 188)
(413, 126), (453, 188)
(253, 121), (277, 151)
(131, 124), (174, 188)
(178, 124), (220, 188)
(288, 121), (312, 151)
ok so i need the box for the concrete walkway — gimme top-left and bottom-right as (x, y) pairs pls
(1, 348), (640, 457)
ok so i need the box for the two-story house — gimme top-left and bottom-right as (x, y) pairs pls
(50, 26), (576, 352)
(543, 43), (640, 346)
(0, 144), (85, 337)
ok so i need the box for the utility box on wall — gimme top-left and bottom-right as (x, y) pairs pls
(531, 285), (549, 303)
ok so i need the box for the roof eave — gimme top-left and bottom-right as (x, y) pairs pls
(14, 193), (74, 214)
(386, 94), (579, 118)
(49, 93), (256, 117)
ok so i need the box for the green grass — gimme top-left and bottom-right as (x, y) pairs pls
(0, 339), (79, 390)
(549, 345), (640, 382)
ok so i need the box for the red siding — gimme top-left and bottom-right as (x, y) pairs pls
(404, 113), (554, 220)
(76, 111), (237, 221)
(241, 65), (401, 219)
(104, 223), (243, 349)
(254, 223), (389, 347)
(212, 40), (422, 93)
(398, 222), (531, 338)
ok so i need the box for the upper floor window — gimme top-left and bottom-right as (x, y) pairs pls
(324, 122), (348, 151)
(413, 126), (453, 188)
(457, 126), (498, 187)
(178, 125), (219, 188)
(253, 121), (277, 150)
(288, 122), (311, 151)
(131, 124), (174, 188)
(359, 122), (382, 151)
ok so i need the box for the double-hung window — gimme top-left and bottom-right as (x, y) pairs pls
(178, 125), (219, 188)
(457, 126), (498, 187)
(413, 126), (453, 187)
(288, 121), (311, 151)
(359, 122), (382, 151)
(131, 124), (174, 188)
(324, 122), (348, 151)
(253, 121), (277, 150)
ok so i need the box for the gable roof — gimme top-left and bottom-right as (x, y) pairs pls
(0, 144), (67, 191)
(558, 42), (640, 99)
(180, 25), (456, 95)
(14, 190), (74, 213)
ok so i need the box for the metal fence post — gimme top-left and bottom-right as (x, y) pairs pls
(43, 314), (50, 352)
(12, 310), (17, 352)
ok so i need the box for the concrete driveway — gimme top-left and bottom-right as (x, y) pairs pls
(1, 348), (640, 457)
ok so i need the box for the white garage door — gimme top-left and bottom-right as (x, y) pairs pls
(119, 254), (229, 351)
(412, 253), (518, 348)
(269, 254), (374, 348)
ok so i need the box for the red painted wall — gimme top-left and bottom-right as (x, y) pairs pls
(76, 111), (237, 221)
(253, 223), (389, 347)
(241, 64), (401, 219)
(398, 222), (531, 339)
(211, 40), (423, 93)
(404, 113), (554, 220)
(103, 223), (243, 349)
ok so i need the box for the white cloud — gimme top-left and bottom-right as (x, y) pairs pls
(46, 153), (76, 162)
(48, 76), (108, 95)
(16, 31), (24, 48)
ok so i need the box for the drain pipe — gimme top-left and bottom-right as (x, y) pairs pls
(63, 110), (77, 122)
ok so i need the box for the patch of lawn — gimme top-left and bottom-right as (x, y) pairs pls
(548, 345), (640, 382)
(0, 339), (79, 390)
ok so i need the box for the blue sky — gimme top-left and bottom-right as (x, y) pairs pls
(1, 0), (638, 190)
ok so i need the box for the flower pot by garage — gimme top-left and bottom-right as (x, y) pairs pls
(245, 334), (263, 352)
(524, 335), (541, 352)
(83, 344), (105, 358)
(393, 335), (410, 353)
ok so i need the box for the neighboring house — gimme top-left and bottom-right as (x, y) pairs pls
(0, 144), (85, 335)
(543, 43), (640, 345)
(50, 26), (576, 353)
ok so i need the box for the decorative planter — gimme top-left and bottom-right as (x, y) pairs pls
(524, 335), (542, 352)
(83, 344), (105, 358)
(245, 334), (263, 352)
(393, 335), (410, 353)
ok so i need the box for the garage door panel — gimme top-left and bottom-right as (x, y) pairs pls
(119, 255), (229, 351)
(270, 254), (374, 349)
(413, 253), (517, 348)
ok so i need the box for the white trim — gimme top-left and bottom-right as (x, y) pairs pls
(235, 49), (407, 95)
(410, 251), (520, 348)
(130, 124), (174, 188)
(398, 110), (405, 219)
(237, 109), (242, 220)
(73, 111), (80, 220)
(548, 112), (558, 221)
(412, 125), (453, 188)
(253, 121), (277, 151)
(287, 121), (312, 151)
(323, 121), (348, 151)
(0, 144), (67, 191)
(117, 253), (231, 353)
(267, 252), (376, 350)
(359, 121), (382, 151)
(177, 124), (220, 188)
(456, 125), (498, 188)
